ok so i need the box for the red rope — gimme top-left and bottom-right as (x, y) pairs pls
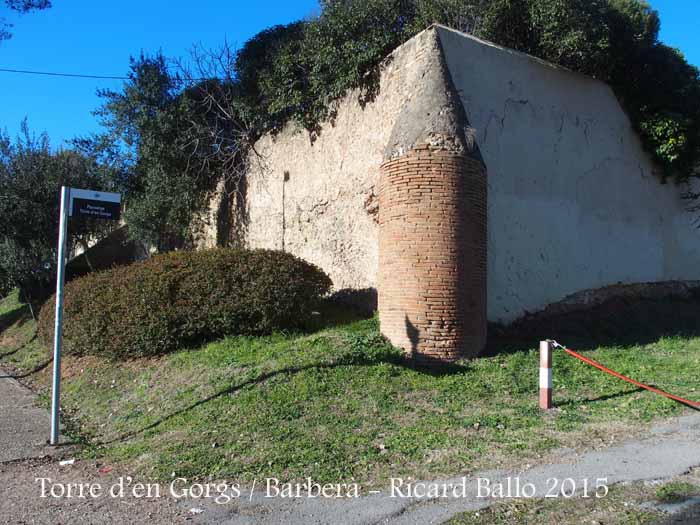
(551, 341), (700, 409)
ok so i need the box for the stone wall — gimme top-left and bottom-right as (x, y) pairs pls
(227, 28), (446, 307)
(199, 24), (700, 357)
(378, 146), (486, 362)
(436, 25), (700, 323)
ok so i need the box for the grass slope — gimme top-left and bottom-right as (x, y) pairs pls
(1, 292), (699, 489)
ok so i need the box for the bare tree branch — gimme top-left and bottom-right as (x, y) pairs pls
(174, 41), (269, 206)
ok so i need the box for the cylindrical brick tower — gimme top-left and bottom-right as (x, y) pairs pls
(378, 29), (487, 364)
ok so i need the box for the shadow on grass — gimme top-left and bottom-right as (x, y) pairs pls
(0, 333), (37, 360)
(402, 359), (472, 377)
(555, 387), (645, 407)
(0, 303), (31, 334)
(0, 302), (39, 364)
(0, 358), (51, 379)
(301, 297), (373, 333)
(96, 349), (415, 446)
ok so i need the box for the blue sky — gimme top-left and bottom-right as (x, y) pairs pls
(0, 0), (698, 148)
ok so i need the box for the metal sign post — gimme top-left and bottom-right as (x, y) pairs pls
(50, 186), (121, 446)
(50, 187), (70, 445)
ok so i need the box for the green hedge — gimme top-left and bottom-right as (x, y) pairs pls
(38, 249), (332, 359)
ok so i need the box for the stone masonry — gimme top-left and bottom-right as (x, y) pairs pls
(378, 145), (487, 363)
(197, 25), (700, 365)
(378, 28), (487, 363)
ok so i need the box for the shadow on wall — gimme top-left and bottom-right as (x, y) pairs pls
(216, 171), (250, 248)
(402, 314), (472, 371)
(487, 283), (700, 355)
(396, 280), (700, 360)
(330, 287), (378, 313)
(330, 283), (700, 360)
(66, 225), (148, 282)
(405, 314), (419, 358)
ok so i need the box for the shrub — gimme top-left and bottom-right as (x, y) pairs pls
(38, 248), (332, 359)
(232, 0), (699, 179)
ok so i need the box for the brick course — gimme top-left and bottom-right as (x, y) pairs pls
(378, 145), (487, 364)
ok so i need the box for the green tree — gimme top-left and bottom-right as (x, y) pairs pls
(234, 1), (417, 136)
(234, 22), (308, 133)
(234, 0), (699, 181)
(479, 0), (700, 179)
(84, 0), (700, 252)
(0, 121), (118, 302)
(86, 53), (223, 250)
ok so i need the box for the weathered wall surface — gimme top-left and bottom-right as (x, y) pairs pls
(437, 26), (700, 323)
(236, 30), (444, 300)
(204, 25), (700, 327)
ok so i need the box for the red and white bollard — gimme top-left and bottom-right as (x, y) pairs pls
(539, 340), (553, 409)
